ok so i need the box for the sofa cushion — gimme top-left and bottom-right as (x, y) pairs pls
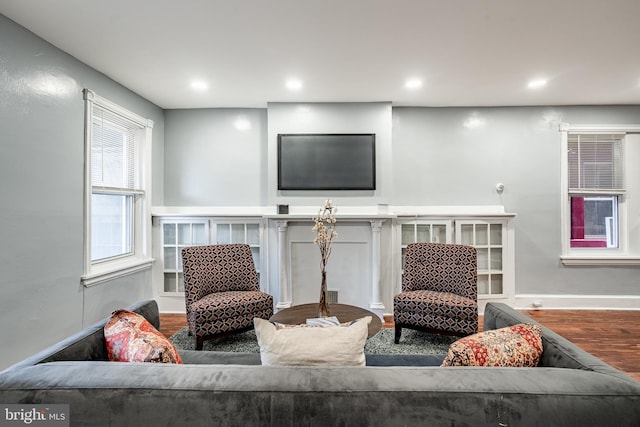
(441, 323), (542, 367)
(254, 316), (371, 366)
(104, 309), (183, 364)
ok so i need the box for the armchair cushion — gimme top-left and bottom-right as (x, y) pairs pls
(394, 290), (477, 335)
(188, 290), (273, 336)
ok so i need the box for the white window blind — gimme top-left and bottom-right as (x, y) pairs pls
(568, 133), (625, 194)
(89, 102), (145, 261)
(91, 105), (140, 192)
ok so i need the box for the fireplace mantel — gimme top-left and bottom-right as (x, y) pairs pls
(271, 216), (388, 320)
(152, 204), (510, 219)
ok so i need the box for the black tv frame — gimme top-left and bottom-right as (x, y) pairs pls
(277, 133), (376, 191)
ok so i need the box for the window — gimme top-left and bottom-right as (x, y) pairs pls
(560, 124), (640, 265)
(568, 133), (623, 249)
(82, 89), (154, 286)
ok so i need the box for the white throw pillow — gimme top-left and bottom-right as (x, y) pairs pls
(254, 316), (372, 366)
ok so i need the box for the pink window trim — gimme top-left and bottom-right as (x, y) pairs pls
(571, 197), (585, 240)
(570, 239), (607, 248)
(570, 196), (607, 248)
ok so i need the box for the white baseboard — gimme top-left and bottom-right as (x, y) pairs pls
(159, 294), (640, 315)
(156, 295), (188, 313)
(513, 294), (640, 310)
(381, 294), (640, 319)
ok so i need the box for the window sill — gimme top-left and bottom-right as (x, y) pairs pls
(560, 255), (640, 266)
(82, 257), (154, 287)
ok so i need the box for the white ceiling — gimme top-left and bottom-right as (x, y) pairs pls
(1, 0), (639, 109)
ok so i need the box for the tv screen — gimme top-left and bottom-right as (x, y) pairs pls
(278, 134), (376, 191)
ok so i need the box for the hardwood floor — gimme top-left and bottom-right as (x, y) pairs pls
(521, 309), (640, 382)
(160, 310), (640, 381)
(159, 313), (188, 338)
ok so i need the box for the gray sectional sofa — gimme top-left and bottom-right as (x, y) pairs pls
(1, 299), (639, 426)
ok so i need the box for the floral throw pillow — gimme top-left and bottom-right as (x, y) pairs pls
(104, 309), (183, 364)
(441, 323), (542, 367)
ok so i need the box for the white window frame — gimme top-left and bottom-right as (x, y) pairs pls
(559, 123), (640, 265)
(81, 89), (154, 286)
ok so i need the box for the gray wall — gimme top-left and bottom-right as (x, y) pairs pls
(164, 109), (267, 206)
(2, 11), (639, 370)
(392, 106), (640, 295)
(163, 104), (640, 304)
(0, 15), (164, 369)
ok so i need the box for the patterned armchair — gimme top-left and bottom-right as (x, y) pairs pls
(393, 243), (478, 344)
(182, 244), (274, 350)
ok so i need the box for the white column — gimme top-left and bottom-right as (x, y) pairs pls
(369, 219), (386, 320)
(276, 220), (291, 310)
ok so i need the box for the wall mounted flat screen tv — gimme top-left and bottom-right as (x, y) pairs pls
(278, 133), (376, 190)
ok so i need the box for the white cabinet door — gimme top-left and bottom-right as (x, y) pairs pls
(159, 218), (263, 295)
(455, 219), (507, 298)
(160, 219), (209, 293)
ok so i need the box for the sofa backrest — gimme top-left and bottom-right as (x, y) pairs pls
(483, 302), (634, 382)
(2, 300), (159, 372)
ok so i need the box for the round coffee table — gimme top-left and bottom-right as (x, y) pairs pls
(269, 303), (382, 338)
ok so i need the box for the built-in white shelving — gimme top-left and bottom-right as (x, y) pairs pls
(152, 206), (515, 313)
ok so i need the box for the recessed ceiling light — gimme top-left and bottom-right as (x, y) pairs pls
(190, 80), (208, 91)
(286, 79), (303, 90)
(405, 78), (423, 89)
(527, 78), (547, 89)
